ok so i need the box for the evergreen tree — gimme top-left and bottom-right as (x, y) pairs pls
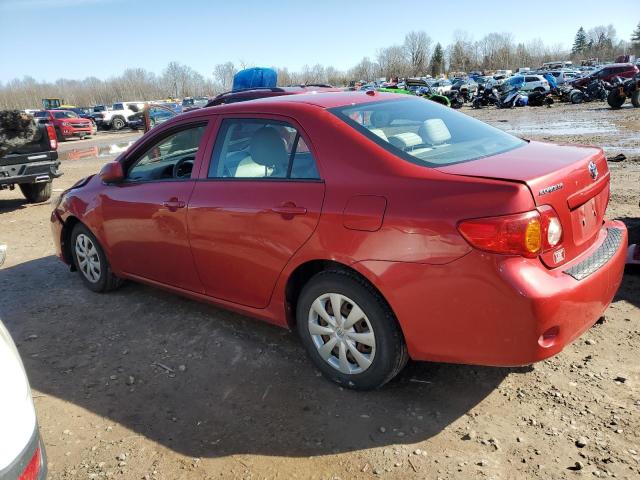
(430, 43), (444, 76)
(571, 27), (588, 54)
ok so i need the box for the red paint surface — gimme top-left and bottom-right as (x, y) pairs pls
(51, 92), (628, 366)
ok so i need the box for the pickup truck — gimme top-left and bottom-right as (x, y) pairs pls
(34, 110), (93, 141)
(0, 111), (60, 203)
(93, 101), (144, 131)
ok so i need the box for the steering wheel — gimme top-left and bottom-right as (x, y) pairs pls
(173, 156), (195, 179)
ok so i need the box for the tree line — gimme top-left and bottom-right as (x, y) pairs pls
(1, 23), (638, 110)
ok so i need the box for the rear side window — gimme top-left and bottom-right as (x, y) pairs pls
(330, 98), (524, 167)
(208, 118), (320, 180)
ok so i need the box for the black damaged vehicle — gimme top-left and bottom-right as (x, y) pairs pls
(0, 110), (61, 203)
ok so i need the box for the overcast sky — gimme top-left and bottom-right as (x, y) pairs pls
(0, 0), (638, 83)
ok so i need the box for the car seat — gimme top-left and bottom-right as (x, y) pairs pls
(249, 127), (289, 178)
(418, 119), (451, 147)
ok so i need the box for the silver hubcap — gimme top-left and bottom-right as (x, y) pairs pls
(308, 293), (375, 374)
(75, 234), (101, 283)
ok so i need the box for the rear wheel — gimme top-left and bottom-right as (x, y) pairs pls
(296, 271), (408, 390)
(19, 182), (51, 203)
(111, 116), (125, 130)
(607, 89), (626, 109)
(70, 223), (123, 293)
(631, 90), (640, 108)
(55, 128), (65, 142)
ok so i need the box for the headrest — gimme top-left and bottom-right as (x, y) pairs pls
(419, 119), (451, 145)
(250, 127), (288, 167)
(370, 110), (391, 128)
(388, 132), (423, 150)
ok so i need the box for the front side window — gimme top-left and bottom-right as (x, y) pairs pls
(127, 124), (206, 182)
(208, 118), (320, 180)
(330, 98), (525, 167)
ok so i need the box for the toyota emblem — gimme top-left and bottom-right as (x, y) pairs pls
(588, 161), (598, 180)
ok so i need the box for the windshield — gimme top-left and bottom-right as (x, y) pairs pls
(53, 111), (78, 119)
(329, 98), (525, 167)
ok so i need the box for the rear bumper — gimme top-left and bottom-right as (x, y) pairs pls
(0, 426), (47, 480)
(357, 220), (628, 366)
(0, 160), (61, 186)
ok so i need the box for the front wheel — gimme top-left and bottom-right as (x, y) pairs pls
(19, 182), (51, 203)
(570, 90), (584, 104)
(70, 223), (123, 293)
(296, 271), (408, 390)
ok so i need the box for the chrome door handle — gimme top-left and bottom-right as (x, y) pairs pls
(271, 204), (307, 216)
(162, 198), (186, 211)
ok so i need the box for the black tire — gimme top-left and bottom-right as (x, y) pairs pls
(111, 116), (125, 130)
(607, 89), (626, 109)
(19, 182), (52, 203)
(55, 128), (65, 142)
(70, 223), (123, 293)
(296, 270), (408, 390)
(570, 90), (584, 104)
(631, 90), (640, 108)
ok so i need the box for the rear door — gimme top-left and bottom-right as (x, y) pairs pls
(188, 115), (325, 308)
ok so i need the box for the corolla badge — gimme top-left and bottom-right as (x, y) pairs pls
(588, 161), (598, 180)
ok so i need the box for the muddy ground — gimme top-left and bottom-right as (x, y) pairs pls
(0, 102), (639, 480)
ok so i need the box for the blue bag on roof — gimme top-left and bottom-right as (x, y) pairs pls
(232, 68), (278, 91)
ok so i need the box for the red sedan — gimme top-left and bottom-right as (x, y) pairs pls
(50, 92), (627, 389)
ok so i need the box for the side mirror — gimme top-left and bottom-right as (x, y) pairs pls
(99, 162), (124, 183)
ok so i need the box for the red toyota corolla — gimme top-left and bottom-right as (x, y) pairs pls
(50, 91), (627, 389)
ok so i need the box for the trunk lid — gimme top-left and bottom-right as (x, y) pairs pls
(438, 141), (610, 267)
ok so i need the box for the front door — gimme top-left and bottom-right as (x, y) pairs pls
(188, 117), (325, 308)
(101, 122), (209, 293)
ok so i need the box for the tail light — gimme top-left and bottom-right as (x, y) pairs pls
(46, 124), (58, 150)
(458, 207), (563, 258)
(18, 446), (41, 480)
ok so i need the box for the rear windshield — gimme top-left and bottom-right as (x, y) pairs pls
(329, 97), (525, 167)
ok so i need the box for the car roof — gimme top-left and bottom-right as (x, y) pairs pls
(175, 91), (402, 121)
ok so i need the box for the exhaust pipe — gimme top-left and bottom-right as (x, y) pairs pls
(34, 175), (50, 183)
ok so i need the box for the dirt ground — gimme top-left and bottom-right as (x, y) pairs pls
(0, 102), (639, 480)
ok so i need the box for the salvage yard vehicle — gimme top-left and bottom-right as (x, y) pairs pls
(518, 75), (550, 92)
(0, 317), (47, 480)
(607, 74), (640, 108)
(51, 92), (627, 390)
(1, 110), (60, 203)
(93, 101), (144, 130)
(34, 109), (93, 140)
(571, 63), (639, 88)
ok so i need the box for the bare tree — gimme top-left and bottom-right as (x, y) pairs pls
(403, 31), (432, 76)
(213, 62), (237, 91)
